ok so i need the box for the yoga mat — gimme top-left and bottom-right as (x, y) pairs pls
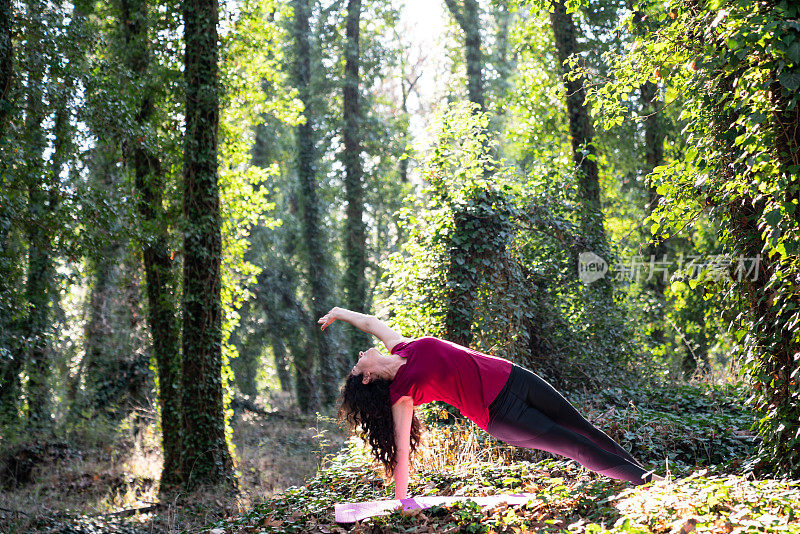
(335, 493), (537, 523)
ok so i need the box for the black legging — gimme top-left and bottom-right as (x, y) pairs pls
(486, 364), (654, 485)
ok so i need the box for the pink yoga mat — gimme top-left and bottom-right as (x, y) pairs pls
(335, 493), (537, 523)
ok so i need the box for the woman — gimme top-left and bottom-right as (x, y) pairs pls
(318, 306), (662, 499)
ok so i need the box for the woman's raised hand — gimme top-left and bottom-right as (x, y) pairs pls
(318, 307), (341, 331)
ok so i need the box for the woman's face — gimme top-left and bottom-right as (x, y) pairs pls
(351, 347), (383, 384)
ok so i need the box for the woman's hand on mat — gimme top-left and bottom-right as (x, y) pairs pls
(318, 307), (341, 331)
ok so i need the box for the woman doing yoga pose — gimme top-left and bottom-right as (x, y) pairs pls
(318, 306), (662, 499)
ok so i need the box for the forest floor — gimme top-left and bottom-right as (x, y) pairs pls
(0, 391), (349, 533)
(2, 383), (799, 534)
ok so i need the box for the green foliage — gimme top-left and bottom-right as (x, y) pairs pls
(377, 102), (525, 349)
(580, 382), (756, 468)
(576, 0), (800, 476)
(229, 0), (412, 405)
(377, 102), (639, 389)
(218, 0), (300, 457)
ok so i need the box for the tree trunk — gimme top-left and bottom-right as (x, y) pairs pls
(0, 0), (12, 140)
(83, 227), (120, 408)
(342, 0), (369, 353)
(271, 335), (292, 393)
(549, 1), (605, 246)
(492, 0), (512, 101)
(0, 259), (23, 422)
(640, 81), (668, 347)
(444, 210), (479, 347)
(24, 180), (51, 426)
(22, 2), (52, 427)
(229, 301), (259, 399)
(291, 0), (340, 409)
(444, 0), (484, 110)
(180, 0), (234, 488)
(119, 0), (183, 489)
(705, 58), (799, 475)
(399, 90), (409, 184)
(397, 48), (422, 186)
(440, 0), (489, 345)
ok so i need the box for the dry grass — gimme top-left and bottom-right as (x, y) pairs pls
(410, 409), (563, 481)
(0, 395), (349, 534)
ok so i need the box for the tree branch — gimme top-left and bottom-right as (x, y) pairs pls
(443, 0), (468, 33)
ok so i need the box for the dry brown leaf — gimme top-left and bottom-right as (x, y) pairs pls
(669, 517), (698, 534)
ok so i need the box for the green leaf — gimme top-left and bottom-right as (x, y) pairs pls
(787, 41), (800, 63)
(764, 207), (782, 227)
(779, 69), (800, 91)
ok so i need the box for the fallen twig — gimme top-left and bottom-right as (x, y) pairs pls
(0, 506), (30, 517)
(88, 504), (162, 518)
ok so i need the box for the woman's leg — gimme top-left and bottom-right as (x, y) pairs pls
(487, 391), (654, 485)
(509, 365), (642, 467)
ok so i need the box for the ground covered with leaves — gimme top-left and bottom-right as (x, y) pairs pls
(5, 382), (798, 533)
(198, 382), (800, 534)
(202, 459), (800, 534)
(0, 393), (348, 533)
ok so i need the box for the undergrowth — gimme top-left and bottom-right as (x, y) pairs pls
(3, 382), (789, 533)
(199, 382), (794, 534)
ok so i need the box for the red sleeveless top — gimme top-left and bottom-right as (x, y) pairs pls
(388, 336), (513, 430)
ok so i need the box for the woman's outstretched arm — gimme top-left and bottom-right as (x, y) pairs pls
(391, 396), (414, 499)
(318, 306), (408, 351)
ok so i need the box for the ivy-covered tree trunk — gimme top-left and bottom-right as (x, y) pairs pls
(724, 74), (800, 476)
(291, 0), (318, 412)
(639, 82), (668, 338)
(444, 209), (480, 347)
(440, 0), (488, 345)
(0, 343), (21, 422)
(291, 0), (340, 409)
(22, 3), (53, 427)
(444, 188), (513, 347)
(83, 201), (121, 409)
(0, 224), (23, 423)
(180, 0), (234, 488)
(0, 0), (12, 140)
(443, 0), (484, 110)
(549, 2), (606, 245)
(342, 0), (369, 353)
(119, 0), (183, 489)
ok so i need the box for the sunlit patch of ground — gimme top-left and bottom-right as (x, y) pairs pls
(611, 470), (800, 534)
(201, 451), (800, 534)
(0, 395), (349, 533)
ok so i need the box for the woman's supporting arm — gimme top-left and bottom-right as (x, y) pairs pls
(391, 396), (414, 499)
(318, 306), (407, 351)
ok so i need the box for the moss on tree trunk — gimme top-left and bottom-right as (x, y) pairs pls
(180, 0), (234, 489)
(343, 0), (370, 354)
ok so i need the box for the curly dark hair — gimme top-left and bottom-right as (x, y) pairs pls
(337, 373), (423, 477)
